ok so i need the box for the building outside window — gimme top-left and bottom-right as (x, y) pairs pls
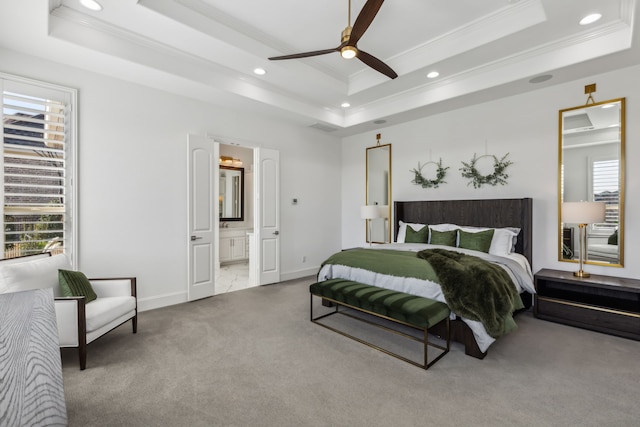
(1, 74), (77, 262)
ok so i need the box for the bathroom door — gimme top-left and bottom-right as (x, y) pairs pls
(256, 147), (280, 285)
(187, 134), (218, 301)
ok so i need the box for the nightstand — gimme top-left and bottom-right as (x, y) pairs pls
(534, 268), (640, 340)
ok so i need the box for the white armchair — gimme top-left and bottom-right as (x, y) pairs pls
(0, 253), (137, 370)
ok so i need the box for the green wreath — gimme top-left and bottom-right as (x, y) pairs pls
(460, 153), (513, 188)
(410, 159), (449, 188)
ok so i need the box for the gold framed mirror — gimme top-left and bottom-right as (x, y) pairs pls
(558, 98), (625, 267)
(365, 143), (392, 243)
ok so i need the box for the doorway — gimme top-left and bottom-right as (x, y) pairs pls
(187, 135), (280, 301)
(218, 144), (254, 294)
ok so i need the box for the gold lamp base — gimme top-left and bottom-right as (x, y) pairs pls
(573, 270), (591, 278)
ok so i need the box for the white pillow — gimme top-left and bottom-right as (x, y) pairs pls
(0, 254), (71, 294)
(396, 221), (427, 243)
(396, 221), (520, 254)
(429, 223), (458, 232)
(456, 226), (520, 256)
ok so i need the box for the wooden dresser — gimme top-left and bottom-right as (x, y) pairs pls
(534, 268), (640, 340)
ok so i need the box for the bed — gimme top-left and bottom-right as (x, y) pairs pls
(587, 230), (618, 263)
(318, 198), (534, 359)
(587, 244), (618, 263)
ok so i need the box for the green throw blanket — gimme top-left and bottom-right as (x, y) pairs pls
(417, 249), (523, 338)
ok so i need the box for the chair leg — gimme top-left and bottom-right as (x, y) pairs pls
(78, 340), (87, 370)
(132, 315), (138, 334)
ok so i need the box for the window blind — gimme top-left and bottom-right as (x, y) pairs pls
(592, 158), (619, 228)
(2, 86), (69, 258)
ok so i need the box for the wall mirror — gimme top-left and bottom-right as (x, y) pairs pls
(365, 142), (392, 243)
(558, 98), (625, 267)
(219, 166), (244, 221)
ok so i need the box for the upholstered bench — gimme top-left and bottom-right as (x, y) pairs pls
(310, 279), (450, 369)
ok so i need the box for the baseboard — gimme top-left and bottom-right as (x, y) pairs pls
(279, 266), (318, 283)
(138, 291), (187, 312)
(137, 266), (318, 312)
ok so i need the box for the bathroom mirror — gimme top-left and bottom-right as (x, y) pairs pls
(558, 98), (625, 267)
(219, 166), (244, 221)
(365, 143), (392, 243)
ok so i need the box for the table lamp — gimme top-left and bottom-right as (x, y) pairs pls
(361, 205), (381, 246)
(562, 201), (606, 278)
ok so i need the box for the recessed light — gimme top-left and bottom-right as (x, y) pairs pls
(373, 119), (386, 125)
(80, 0), (103, 11)
(580, 13), (602, 25)
(427, 71), (439, 79)
(529, 74), (553, 84)
(341, 102), (351, 108)
(253, 68), (266, 76)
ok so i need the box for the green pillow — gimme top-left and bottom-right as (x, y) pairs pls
(59, 269), (97, 303)
(429, 229), (457, 247)
(405, 225), (429, 243)
(458, 229), (495, 253)
(608, 229), (618, 245)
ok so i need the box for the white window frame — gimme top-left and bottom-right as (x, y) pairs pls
(1, 72), (77, 265)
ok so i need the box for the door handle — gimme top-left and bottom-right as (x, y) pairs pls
(273, 231), (279, 235)
(191, 235), (203, 241)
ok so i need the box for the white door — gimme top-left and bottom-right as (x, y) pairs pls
(257, 148), (280, 285)
(187, 134), (218, 301)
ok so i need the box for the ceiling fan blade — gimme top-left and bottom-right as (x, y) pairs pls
(349, 0), (384, 46)
(356, 49), (398, 79)
(269, 47), (339, 60)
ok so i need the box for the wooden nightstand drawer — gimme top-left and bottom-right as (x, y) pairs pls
(536, 296), (640, 340)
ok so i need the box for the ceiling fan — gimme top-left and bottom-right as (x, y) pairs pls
(268, 0), (398, 79)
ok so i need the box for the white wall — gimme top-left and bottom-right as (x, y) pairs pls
(342, 64), (640, 280)
(0, 47), (343, 311)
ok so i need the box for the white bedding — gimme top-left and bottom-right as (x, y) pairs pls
(587, 243), (618, 262)
(317, 243), (535, 353)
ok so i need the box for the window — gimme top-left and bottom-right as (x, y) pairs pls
(1, 74), (77, 261)
(591, 157), (619, 233)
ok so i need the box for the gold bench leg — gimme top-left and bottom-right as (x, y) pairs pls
(310, 293), (450, 370)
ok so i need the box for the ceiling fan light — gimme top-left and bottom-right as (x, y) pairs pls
(340, 46), (357, 59)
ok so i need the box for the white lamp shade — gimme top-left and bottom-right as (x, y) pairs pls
(562, 201), (606, 224)
(376, 205), (389, 218)
(361, 205), (381, 219)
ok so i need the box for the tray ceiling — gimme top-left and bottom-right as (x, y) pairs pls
(0, 0), (638, 136)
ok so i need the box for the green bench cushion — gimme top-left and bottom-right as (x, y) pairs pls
(310, 279), (450, 329)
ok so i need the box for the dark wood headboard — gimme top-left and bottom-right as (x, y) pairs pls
(394, 198), (533, 265)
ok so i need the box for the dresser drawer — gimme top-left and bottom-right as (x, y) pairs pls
(536, 296), (640, 340)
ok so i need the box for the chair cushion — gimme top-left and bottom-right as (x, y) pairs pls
(0, 254), (71, 294)
(59, 269), (98, 303)
(85, 296), (136, 333)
